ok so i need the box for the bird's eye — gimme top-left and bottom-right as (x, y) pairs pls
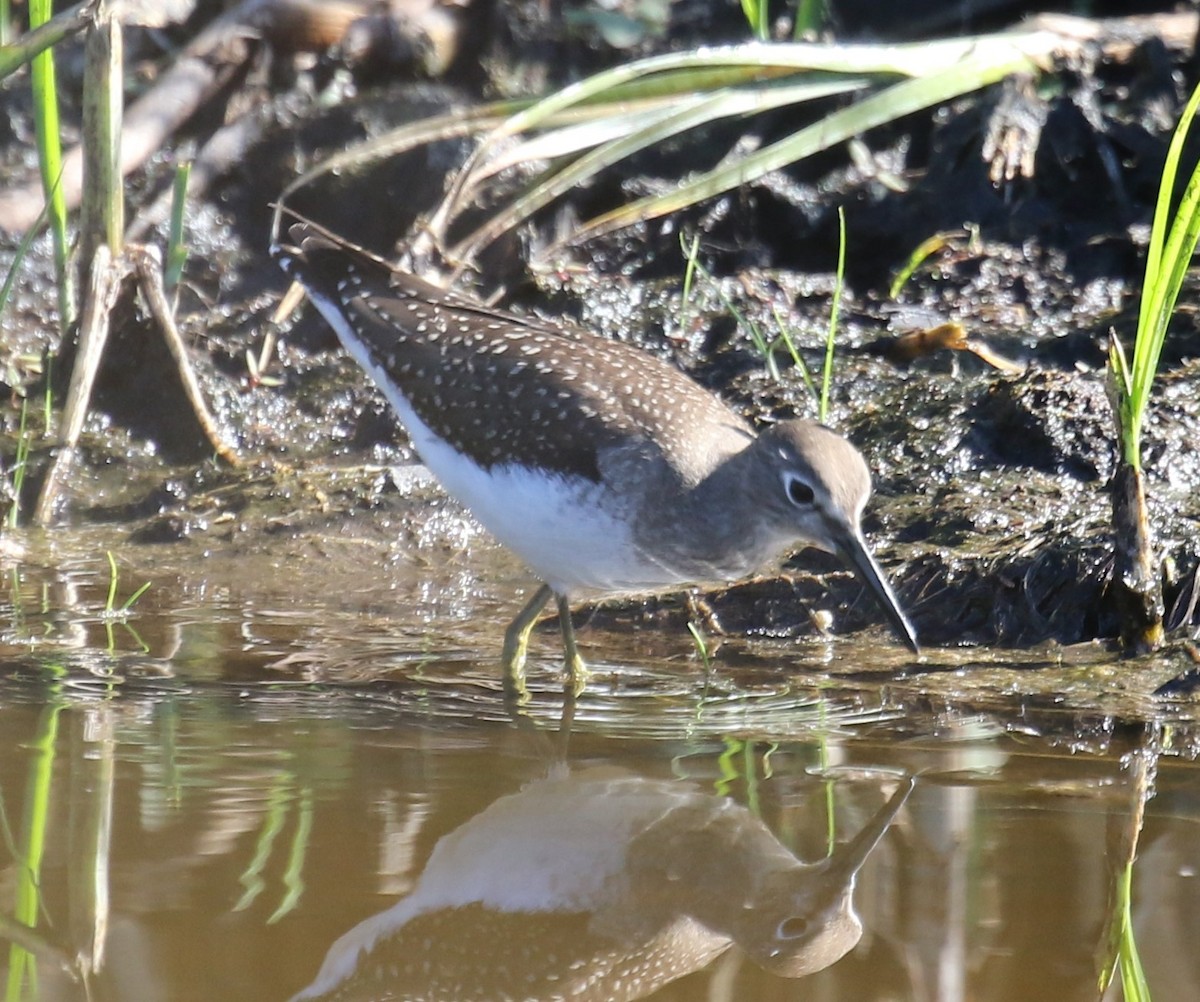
(785, 474), (815, 507)
(777, 915), (810, 940)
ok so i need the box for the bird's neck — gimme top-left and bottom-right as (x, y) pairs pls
(633, 445), (782, 583)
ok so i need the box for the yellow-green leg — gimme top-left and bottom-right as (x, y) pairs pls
(556, 593), (589, 695)
(501, 585), (590, 700)
(502, 584), (553, 702)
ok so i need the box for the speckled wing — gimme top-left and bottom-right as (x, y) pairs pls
(276, 224), (752, 486)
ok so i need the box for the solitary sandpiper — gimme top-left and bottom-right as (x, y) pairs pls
(273, 220), (919, 692)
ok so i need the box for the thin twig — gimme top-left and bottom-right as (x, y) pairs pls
(130, 245), (242, 467)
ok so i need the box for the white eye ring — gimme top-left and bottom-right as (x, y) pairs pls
(783, 473), (815, 507)
(777, 915), (810, 940)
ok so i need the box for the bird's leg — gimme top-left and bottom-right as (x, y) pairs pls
(555, 593), (589, 695)
(501, 583), (553, 702)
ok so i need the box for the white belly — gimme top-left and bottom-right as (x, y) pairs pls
(408, 418), (680, 596)
(375, 377), (683, 596)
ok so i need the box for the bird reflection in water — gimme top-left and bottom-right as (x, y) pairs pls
(292, 768), (912, 1001)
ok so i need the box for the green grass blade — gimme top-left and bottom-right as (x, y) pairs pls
(820, 205), (846, 423)
(1137, 158), (1200, 362)
(453, 76), (867, 264)
(1135, 167), (1200, 398)
(1117, 862), (1152, 1001)
(105, 551), (119, 613)
(794, 0), (824, 39)
(439, 35), (1033, 229)
(467, 67), (865, 185)
(889, 231), (956, 299)
(274, 101), (525, 243)
(772, 304), (817, 400)
(687, 621), (712, 670)
(439, 60), (868, 234)
(1108, 333), (1132, 400)
(1137, 80), (1200, 336)
(0, 174), (56, 316)
(1121, 79), (1200, 470)
(741, 0), (769, 40)
(0, 0), (90, 80)
(541, 39), (1038, 258)
(165, 161), (192, 293)
(469, 101), (691, 182)
(678, 232), (701, 335)
(120, 580), (152, 612)
(5, 704), (61, 1000)
(289, 64), (837, 222)
(29, 0), (73, 332)
(688, 255), (779, 380)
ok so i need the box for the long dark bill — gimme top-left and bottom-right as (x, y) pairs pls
(837, 531), (920, 654)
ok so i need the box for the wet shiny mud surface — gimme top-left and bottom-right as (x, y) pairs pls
(2, 514), (1198, 1001)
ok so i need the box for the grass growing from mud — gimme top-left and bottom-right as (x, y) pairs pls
(1109, 80), (1200, 474)
(820, 205), (846, 424)
(1106, 78), (1200, 650)
(677, 205), (844, 423)
(102, 550), (151, 617)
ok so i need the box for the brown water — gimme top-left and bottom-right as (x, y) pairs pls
(1, 520), (1197, 1001)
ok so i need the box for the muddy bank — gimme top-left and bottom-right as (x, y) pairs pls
(2, 2), (1200, 699)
